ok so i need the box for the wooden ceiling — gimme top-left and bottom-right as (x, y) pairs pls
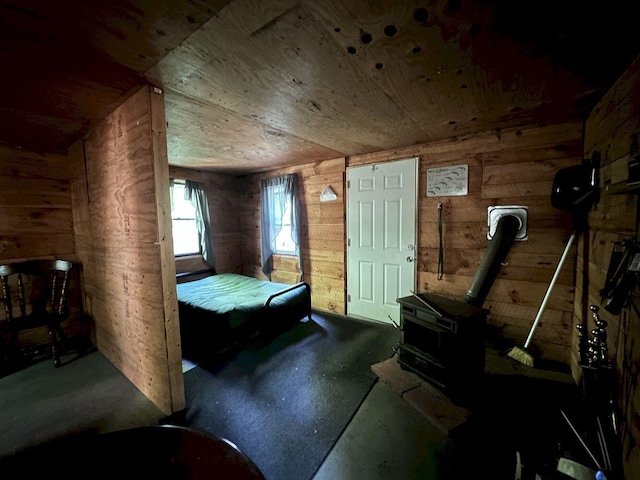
(2, 0), (639, 174)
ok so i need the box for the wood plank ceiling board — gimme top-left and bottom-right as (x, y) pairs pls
(164, 88), (343, 173)
(147, 0), (431, 160)
(147, 0), (640, 173)
(303, 0), (631, 140)
(0, 0), (230, 153)
(2, 0), (640, 172)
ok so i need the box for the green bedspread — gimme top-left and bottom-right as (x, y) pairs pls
(176, 273), (309, 330)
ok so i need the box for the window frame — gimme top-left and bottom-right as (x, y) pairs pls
(267, 183), (296, 256)
(170, 179), (201, 257)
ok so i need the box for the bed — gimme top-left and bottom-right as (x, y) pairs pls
(176, 270), (311, 356)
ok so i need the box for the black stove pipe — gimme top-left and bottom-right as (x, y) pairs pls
(463, 214), (521, 307)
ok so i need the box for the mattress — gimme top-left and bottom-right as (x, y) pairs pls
(176, 272), (310, 330)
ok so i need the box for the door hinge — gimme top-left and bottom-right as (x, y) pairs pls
(347, 180), (350, 188)
(347, 294), (351, 302)
(347, 238), (351, 247)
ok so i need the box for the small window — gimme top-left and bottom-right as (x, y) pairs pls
(171, 180), (200, 256)
(269, 184), (296, 255)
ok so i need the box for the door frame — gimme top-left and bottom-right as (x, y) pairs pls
(345, 157), (419, 324)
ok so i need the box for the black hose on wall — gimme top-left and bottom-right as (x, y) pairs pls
(463, 215), (521, 308)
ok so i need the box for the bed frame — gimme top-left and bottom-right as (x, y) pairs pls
(176, 269), (311, 357)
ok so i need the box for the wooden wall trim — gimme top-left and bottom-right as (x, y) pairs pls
(150, 86), (185, 413)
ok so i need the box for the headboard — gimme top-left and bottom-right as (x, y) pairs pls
(175, 268), (216, 284)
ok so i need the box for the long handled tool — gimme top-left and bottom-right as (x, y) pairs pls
(508, 231), (577, 367)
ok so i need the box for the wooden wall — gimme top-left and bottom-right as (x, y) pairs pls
(348, 122), (583, 364)
(169, 166), (243, 275)
(0, 146), (86, 341)
(0, 147), (75, 261)
(579, 55), (640, 480)
(238, 123), (582, 365)
(69, 85), (184, 416)
(238, 158), (347, 313)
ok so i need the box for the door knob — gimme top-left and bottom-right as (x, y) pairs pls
(406, 256), (415, 262)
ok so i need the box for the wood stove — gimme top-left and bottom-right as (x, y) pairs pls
(396, 292), (489, 400)
(395, 213), (519, 401)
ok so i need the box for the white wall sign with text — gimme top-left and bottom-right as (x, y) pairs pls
(426, 164), (468, 197)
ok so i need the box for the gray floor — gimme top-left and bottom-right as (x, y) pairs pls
(0, 348), (448, 479)
(0, 341), (575, 480)
(0, 349), (164, 457)
(311, 381), (446, 480)
(312, 348), (576, 480)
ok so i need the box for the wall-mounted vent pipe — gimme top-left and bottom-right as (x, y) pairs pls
(463, 214), (521, 307)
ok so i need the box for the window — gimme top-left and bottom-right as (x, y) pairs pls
(270, 184), (296, 255)
(171, 180), (200, 256)
(260, 174), (302, 280)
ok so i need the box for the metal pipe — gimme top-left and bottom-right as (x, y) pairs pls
(463, 214), (520, 307)
(560, 409), (603, 471)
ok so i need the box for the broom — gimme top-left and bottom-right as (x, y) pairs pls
(508, 231), (577, 367)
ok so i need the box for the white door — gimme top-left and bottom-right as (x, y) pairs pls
(346, 157), (418, 325)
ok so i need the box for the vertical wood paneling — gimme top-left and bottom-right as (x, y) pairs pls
(70, 85), (184, 416)
(582, 55), (640, 480)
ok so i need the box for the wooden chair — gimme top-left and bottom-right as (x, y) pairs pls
(0, 259), (73, 368)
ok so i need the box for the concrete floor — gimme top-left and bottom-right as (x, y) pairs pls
(311, 348), (578, 480)
(312, 380), (447, 480)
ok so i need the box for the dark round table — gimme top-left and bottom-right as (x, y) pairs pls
(0, 425), (265, 480)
